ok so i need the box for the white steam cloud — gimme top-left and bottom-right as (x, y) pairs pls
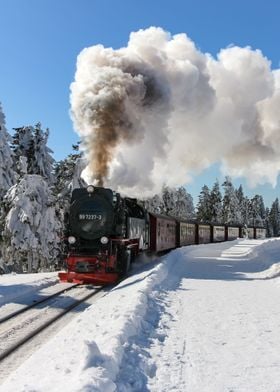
(70, 27), (280, 196)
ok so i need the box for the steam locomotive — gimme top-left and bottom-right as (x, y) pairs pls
(58, 185), (266, 285)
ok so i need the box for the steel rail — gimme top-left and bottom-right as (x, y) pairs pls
(0, 283), (80, 324)
(0, 286), (103, 362)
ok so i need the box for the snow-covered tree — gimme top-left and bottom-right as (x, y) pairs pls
(173, 186), (195, 219)
(28, 123), (55, 183)
(161, 186), (176, 216)
(210, 180), (223, 222)
(264, 207), (273, 237)
(54, 144), (87, 198)
(11, 126), (33, 175)
(242, 196), (251, 226)
(0, 103), (16, 198)
(196, 185), (212, 222)
(222, 177), (240, 224)
(248, 195), (266, 226)
(11, 124), (55, 183)
(235, 185), (248, 225)
(141, 193), (164, 215)
(53, 144), (87, 252)
(1, 175), (62, 272)
(268, 198), (280, 237)
(141, 186), (194, 219)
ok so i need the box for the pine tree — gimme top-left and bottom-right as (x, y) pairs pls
(162, 186), (176, 216)
(141, 186), (194, 219)
(11, 124), (55, 183)
(11, 126), (33, 176)
(28, 123), (55, 183)
(235, 185), (249, 225)
(210, 180), (222, 223)
(196, 185), (212, 222)
(242, 196), (251, 226)
(265, 207), (273, 237)
(249, 195), (266, 226)
(222, 177), (240, 224)
(0, 103), (16, 198)
(174, 187), (195, 219)
(1, 175), (62, 272)
(141, 194), (163, 215)
(53, 143), (87, 198)
(53, 144), (87, 249)
(268, 198), (280, 237)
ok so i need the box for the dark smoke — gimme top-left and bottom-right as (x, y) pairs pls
(85, 97), (131, 186)
(72, 57), (168, 186)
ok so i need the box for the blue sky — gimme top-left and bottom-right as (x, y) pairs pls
(1, 0), (279, 206)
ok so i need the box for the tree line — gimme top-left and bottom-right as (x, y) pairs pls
(141, 180), (279, 237)
(0, 102), (279, 273)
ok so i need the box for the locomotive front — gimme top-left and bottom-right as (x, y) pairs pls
(59, 185), (125, 285)
(68, 186), (117, 248)
(59, 185), (147, 285)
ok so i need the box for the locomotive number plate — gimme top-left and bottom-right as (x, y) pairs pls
(78, 214), (102, 221)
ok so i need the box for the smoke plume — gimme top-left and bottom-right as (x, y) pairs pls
(70, 27), (280, 196)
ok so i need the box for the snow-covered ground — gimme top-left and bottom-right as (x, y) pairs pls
(0, 272), (59, 307)
(1, 238), (280, 392)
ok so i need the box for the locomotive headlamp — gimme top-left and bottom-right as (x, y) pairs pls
(87, 185), (95, 193)
(100, 236), (109, 245)
(68, 236), (76, 244)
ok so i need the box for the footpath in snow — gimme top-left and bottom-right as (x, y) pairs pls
(1, 238), (280, 392)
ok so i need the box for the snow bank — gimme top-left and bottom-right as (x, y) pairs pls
(219, 238), (280, 279)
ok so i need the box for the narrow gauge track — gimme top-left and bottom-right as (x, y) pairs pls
(0, 283), (79, 324)
(0, 285), (103, 363)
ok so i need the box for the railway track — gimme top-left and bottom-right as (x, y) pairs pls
(0, 283), (79, 324)
(0, 284), (104, 368)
